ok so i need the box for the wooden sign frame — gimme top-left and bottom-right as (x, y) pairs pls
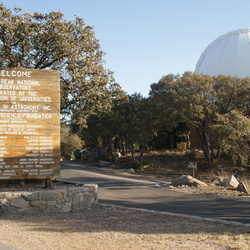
(0, 68), (60, 180)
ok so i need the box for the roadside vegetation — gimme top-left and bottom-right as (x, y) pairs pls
(64, 73), (249, 174)
(0, 6), (250, 249)
(1, 5), (249, 175)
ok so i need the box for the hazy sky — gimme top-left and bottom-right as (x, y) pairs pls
(2, 0), (250, 96)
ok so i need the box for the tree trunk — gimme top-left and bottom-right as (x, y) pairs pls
(129, 146), (135, 163)
(139, 147), (145, 168)
(109, 137), (116, 162)
(121, 137), (126, 155)
(196, 118), (212, 164)
(95, 138), (102, 160)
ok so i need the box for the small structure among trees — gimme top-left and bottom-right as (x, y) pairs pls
(79, 73), (249, 169)
(149, 73), (249, 166)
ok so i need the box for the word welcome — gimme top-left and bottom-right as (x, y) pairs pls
(0, 70), (32, 78)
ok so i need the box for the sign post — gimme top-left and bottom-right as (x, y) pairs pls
(188, 161), (197, 178)
(0, 68), (60, 183)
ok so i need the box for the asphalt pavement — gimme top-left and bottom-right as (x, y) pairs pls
(60, 161), (250, 225)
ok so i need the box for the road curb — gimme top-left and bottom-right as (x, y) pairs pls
(99, 203), (250, 228)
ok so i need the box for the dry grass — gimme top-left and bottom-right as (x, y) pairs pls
(116, 150), (250, 184)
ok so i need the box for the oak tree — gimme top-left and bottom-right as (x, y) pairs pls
(0, 5), (126, 127)
(150, 72), (250, 166)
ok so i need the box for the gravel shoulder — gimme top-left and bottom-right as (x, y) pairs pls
(1, 204), (250, 250)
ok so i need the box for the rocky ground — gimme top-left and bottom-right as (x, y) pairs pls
(109, 150), (250, 199)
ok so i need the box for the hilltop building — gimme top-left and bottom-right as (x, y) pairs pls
(190, 29), (250, 148)
(195, 29), (250, 77)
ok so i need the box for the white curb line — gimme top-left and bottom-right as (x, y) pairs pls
(99, 203), (250, 228)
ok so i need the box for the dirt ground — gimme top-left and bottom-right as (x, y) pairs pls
(1, 205), (250, 250)
(129, 150), (250, 184)
(1, 150), (250, 249)
(111, 150), (250, 198)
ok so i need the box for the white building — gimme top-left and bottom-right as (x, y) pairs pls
(195, 29), (250, 77)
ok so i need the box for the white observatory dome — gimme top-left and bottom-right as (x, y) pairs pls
(195, 29), (250, 77)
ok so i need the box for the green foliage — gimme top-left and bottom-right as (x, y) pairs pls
(210, 111), (250, 166)
(79, 93), (129, 161)
(130, 160), (141, 170)
(149, 72), (250, 166)
(116, 94), (159, 166)
(151, 131), (175, 149)
(213, 75), (250, 115)
(81, 93), (159, 165)
(0, 5), (126, 127)
(149, 74), (182, 129)
(124, 158), (143, 170)
(81, 72), (249, 168)
(60, 128), (83, 160)
(185, 149), (200, 162)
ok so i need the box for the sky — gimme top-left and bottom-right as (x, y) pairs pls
(1, 0), (250, 96)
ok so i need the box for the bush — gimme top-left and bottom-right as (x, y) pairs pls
(61, 129), (83, 160)
(210, 111), (250, 167)
(185, 149), (199, 162)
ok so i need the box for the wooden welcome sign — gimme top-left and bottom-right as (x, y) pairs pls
(0, 68), (60, 180)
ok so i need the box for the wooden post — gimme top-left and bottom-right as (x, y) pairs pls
(45, 178), (52, 188)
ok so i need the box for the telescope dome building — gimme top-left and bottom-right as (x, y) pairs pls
(191, 29), (250, 148)
(195, 29), (250, 77)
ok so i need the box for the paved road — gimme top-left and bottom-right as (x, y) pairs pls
(60, 161), (250, 225)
